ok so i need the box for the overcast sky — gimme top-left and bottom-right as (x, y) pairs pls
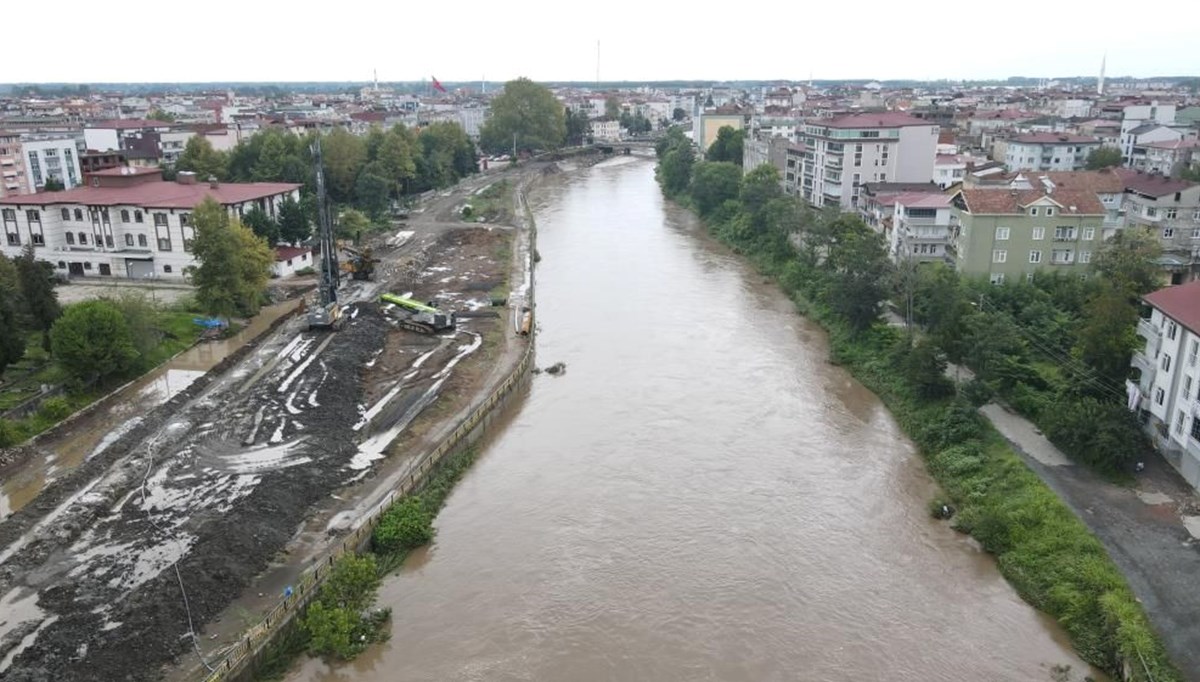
(6, 0), (1198, 84)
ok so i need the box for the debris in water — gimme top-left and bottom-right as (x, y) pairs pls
(543, 362), (567, 376)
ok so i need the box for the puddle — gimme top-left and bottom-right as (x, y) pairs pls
(1136, 490), (1174, 506)
(0, 300), (300, 520)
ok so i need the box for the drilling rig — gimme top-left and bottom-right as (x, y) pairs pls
(307, 139), (343, 331)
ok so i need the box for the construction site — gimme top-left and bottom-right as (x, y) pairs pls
(0, 156), (549, 681)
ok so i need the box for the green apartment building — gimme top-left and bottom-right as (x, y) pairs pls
(950, 187), (1106, 283)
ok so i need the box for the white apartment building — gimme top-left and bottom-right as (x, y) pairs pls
(22, 136), (83, 193)
(1120, 101), (1176, 162)
(798, 112), (938, 210)
(890, 193), (955, 265)
(457, 107), (487, 138)
(591, 119), (621, 141)
(1, 131), (28, 198)
(1004, 134), (1101, 172)
(0, 168), (300, 280)
(1131, 280), (1200, 490)
(1137, 139), (1200, 176)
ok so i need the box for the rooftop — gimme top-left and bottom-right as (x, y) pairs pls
(1145, 139), (1200, 151)
(88, 166), (163, 177)
(0, 179), (300, 209)
(956, 188), (1105, 215)
(1115, 168), (1198, 197)
(1144, 280), (1200, 336)
(85, 119), (174, 130)
(817, 112), (930, 129)
(1010, 133), (1099, 145)
(1040, 169), (1124, 194)
(274, 245), (311, 262)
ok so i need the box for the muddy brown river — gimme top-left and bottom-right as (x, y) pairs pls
(289, 157), (1098, 681)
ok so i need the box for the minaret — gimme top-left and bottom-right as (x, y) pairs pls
(1098, 53), (1106, 96)
(373, 68), (379, 93)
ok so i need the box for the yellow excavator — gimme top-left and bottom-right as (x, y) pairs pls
(340, 244), (380, 281)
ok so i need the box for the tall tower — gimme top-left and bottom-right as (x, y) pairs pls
(373, 68), (379, 93)
(1098, 53), (1106, 96)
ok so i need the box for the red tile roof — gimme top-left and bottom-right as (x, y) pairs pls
(88, 166), (162, 177)
(274, 245), (311, 262)
(957, 188), (1105, 215)
(85, 119), (174, 130)
(0, 180), (300, 209)
(1041, 169), (1124, 194)
(1115, 168), (1198, 197)
(1144, 281), (1200, 335)
(1145, 139), (1200, 151)
(1010, 133), (1099, 145)
(820, 112), (929, 128)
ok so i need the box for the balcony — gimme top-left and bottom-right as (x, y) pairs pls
(1136, 317), (1160, 342)
(1131, 351), (1156, 394)
(826, 155), (843, 169)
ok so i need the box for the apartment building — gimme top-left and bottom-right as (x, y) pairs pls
(692, 109), (745, 153)
(1116, 170), (1200, 284)
(798, 112), (938, 210)
(0, 168), (299, 280)
(0, 131), (26, 198)
(591, 119), (620, 142)
(1133, 138), (1198, 175)
(890, 193), (955, 265)
(1120, 101), (1176, 162)
(1003, 133), (1101, 172)
(1131, 280), (1200, 489)
(950, 187), (1105, 283)
(21, 136), (83, 193)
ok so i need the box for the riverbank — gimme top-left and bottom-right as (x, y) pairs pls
(651, 162), (1177, 678)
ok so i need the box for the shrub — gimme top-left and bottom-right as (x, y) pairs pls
(300, 553), (387, 661)
(1040, 397), (1147, 475)
(50, 300), (139, 385)
(37, 396), (72, 421)
(960, 378), (993, 407)
(1006, 381), (1051, 419)
(918, 400), (985, 452)
(372, 497), (433, 553)
(0, 419), (25, 447)
(899, 338), (955, 400)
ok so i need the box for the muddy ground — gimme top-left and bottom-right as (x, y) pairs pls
(0, 207), (519, 680)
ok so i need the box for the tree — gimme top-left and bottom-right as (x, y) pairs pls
(366, 125), (418, 196)
(478, 78), (567, 155)
(1085, 146), (1123, 170)
(50, 300), (138, 384)
(689, 162), (742, 216)
(0, 254), (25, 377)
(189, 198), (273, 319)
(110, 292), (160, 366)
(564, 108), (591, 146)
(672, 107), (687, 122)
(338, 208), (372, 240)
(1074, 285), (1140, 390)
(278, 197), (310, 244)
(15, 245), (61, 351)
(176, 136), (228, 181)
(824, 215), (892, 332)
(1092, 228), (1162, 296)
(42, 177), (65, 191)
(739, 164), (783, 231)
(354, 168), (391, 220)
(706, 126), (746, 166)
(604, 96), (621, 120)
(321, 129), (367, 204)
(146, 109), (176, 122)
(241, 206), (280, 245)
(416, 122), (476, 191)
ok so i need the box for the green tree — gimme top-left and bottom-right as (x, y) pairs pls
(189, 198), (273, 319)
(241, 206), (280, 245)
(689, 162), (742, 216)
(658, 146), (694, 197)
(322, 129), (368, 204)
(416, 122), (476, 191)
(278, 197), (310, 244)
(739, 164), (783, 231)
(1091, 228), (1163, 296)
(50, 300), (138, 384)
(825, 215), (892, 332)
(0, 254), (25, 377)
(672, 107), (687, 122)
(42, 177), (65, 191)
(1085, 146), (1123, 170)
(478, 78), (567, 155)
(1074, 285), (1140, 390)
(110, 292), (160, 366)
(251, 132), (288, 182)
(15, 244), (61, 351)
(366, 125), (418, 196)
(146, 109), (176, 122)
(706, 126), (746, 166)
(354, 167), (391, 220)
(604, 96), (621, 120)
(338, 208), (372, 240)
(176, 136), (228, 181)
(564, 107), (591, 146)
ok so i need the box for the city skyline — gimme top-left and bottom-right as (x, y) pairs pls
(6, 0), (1198, 85)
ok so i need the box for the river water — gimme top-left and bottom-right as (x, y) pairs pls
(289, 158), (1097, 681)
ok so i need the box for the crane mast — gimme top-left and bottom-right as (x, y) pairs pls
(307, 138), (344, 330)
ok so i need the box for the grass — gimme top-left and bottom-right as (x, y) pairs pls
(462, 180), (512, 224)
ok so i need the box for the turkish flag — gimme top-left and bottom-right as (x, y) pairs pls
(432, 77), (447, 93)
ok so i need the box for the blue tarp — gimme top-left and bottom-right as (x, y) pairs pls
(192, 317), (225, 329)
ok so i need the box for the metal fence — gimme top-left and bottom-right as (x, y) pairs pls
(200, 341), (533, 681)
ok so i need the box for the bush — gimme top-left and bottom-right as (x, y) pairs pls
(918, 400), (985, 452)
(898, 338), (954, 400)
(50, 300), (139, 385)
(37, 396), (72, 421)
(372, 497), (433, 554)
(300, 553), (387, 661)
(1006, 381), (1051, 419)
(960, 378), (993, 407)
(1041, 397), (1147, 475)
(0, 419), (25, 447)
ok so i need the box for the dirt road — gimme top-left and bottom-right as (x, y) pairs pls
(0, 163), (543, 682)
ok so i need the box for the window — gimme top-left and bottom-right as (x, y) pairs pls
(1163, 227), (1174, 239)
(74, 208), (83, 221)
(1082, 227), (1095, 240)
(57, 261), (65, 269)
(31, 233), (44, 246)
(163, 265), (173, 274)
(1045, 208), (1055, 216)
(135, 210), (143, 223)
(83, 261), (92, 270)
(1029, 250), (1042, 263)
(1165, 208), (1177, 219)
(1192, 228), (1200, 240)
(137, 234), (147, 247)
(78, 232), (87, 245)
(1167, 322), (1178, 340)
(65, 232), (75, 245)
(1054, 226), (1076, 241)
(153, 213), (167, 227)
(1193, 210), (1200, 221)
(1184, 376), (1193, 400)
(5, 232), (17, 246)
(1155, 387), (1165, 405)
(158, 237), (172, 251)
(1190, 340), (1198, 367)
(61, 208), (70, 220)
(104, 235), (113, 248)
(1, 208), (14, 221)
(26, 209), (40, 223)
(1032, 226), (1045, 240)
(1162, 354), (1172, 372)
(121, 209), (130, 223)
(1025, 273), (1035, 283)
(1146, 206), (1157, 218)
(992, 249), (1007, 263)
(1030, 208), (1039, 216)
(1079, 250), (1092, 264)
(125, 234), (133, 247)
(180, 213), (191, 227)
(1192, 417), (1200, 442)
(989, 272), (1005, 284)
(1177, 411), (1187, 435)
(995, 227), (1010, 240)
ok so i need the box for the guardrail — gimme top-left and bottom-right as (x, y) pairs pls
(198, 189), (538, 682)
